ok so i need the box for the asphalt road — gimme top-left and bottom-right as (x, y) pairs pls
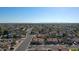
(14, 28), (33, 51)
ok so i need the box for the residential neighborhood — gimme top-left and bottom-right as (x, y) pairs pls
(0, 23), (79, 51)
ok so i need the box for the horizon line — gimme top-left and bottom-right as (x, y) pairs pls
(0, 22), (79, 23)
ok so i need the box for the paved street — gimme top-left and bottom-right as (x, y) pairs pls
(14, 28), (33, 51)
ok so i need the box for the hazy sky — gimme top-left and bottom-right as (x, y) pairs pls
(0, 7), (79, 23)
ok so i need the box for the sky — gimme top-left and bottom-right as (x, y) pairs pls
(0, 7), (79, 23)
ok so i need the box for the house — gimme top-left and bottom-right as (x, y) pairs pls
(36, 34), (47, 39)
(58, 38), (63, 43)
(45, 38), (58, 45)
